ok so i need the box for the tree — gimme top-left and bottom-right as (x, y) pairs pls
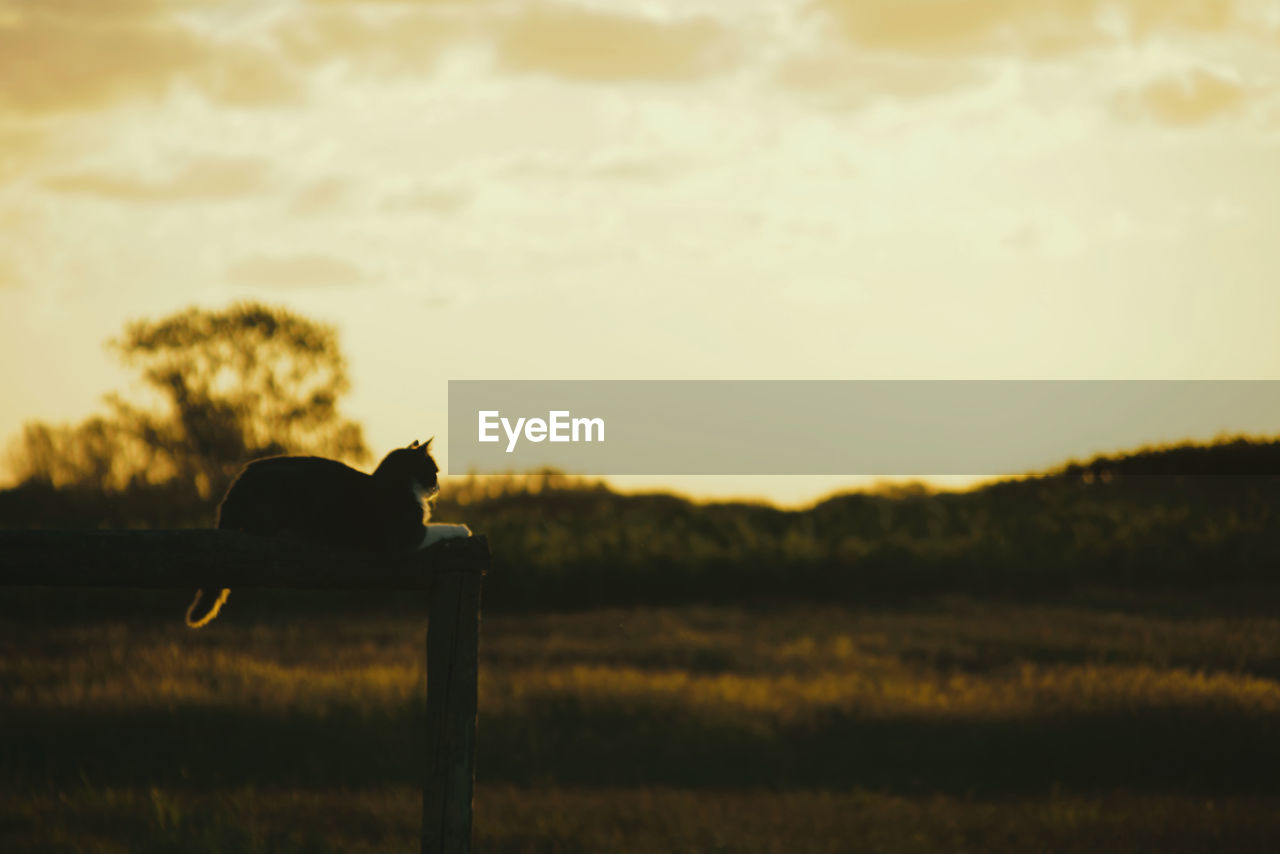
(8, 302), (369, 503)
(6, 417), (150, 492)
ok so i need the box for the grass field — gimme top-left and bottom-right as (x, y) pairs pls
(4, 590), (1280, 852)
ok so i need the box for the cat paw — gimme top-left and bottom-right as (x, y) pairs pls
(419, 524), (473, 549)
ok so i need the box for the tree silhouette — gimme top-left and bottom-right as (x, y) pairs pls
(8, 302), (369, 502)
(7, 417), (151, 492)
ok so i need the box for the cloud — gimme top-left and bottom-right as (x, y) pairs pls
(5, 1), (733, 103)
(280, 3), (733, 83)
(227, 253), (367, 288)
(185, 44), (306, 107)
(0, 258), (21, 290)
(587, 153), (685, 182)
(277, 7), (465, 75)
(0, 15), (202, 114)
(290, 177), (350, 215)
(0, 3), (302, 115)
(7, 0), (176, 19)
(778, 50), (987, 105)
(300, 0), (479, 5)
(785, 1), (1261, 108)
(493, 150), (687, 184)
(809, 0), (1244, 58)
(815, 0), (1009, 55)
(380, 183), (471, 214)
(811, 0), (1092, 56)
(1116, 68), (1247, 126)
(44, 156), (272, 202)
(495, 7), (732, 82)
(0, 127), (47, 185)
(1123, 0), (1237, 37)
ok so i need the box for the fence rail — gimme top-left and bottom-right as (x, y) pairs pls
(0, 529), (489, 854)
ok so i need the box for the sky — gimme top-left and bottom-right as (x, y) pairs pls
(2, 0), (1279, 505)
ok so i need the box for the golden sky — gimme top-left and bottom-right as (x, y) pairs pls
(2, 0), (1279, 504)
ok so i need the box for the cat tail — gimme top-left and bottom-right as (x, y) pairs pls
(185, 588), (231, 628)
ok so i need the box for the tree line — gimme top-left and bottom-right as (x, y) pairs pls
(4, 303), (1279, 610)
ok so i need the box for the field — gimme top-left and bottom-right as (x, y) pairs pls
(4, 589), (1280, 853)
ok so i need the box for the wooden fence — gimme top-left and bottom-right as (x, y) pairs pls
(0, 529), (490, 854)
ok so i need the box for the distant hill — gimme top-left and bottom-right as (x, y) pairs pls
(431, 437), (1280, 608)
(1054, 436), (1280, 479)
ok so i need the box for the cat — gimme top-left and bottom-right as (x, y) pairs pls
(186, 439), (471, 628)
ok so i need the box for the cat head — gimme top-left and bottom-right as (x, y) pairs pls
(375, 438), (440, 502)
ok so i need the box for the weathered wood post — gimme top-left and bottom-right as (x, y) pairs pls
(422, 560), (484, 854)
(0, 529), (490, 854)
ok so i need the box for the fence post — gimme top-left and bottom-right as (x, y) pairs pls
(422, 564), (483, 854)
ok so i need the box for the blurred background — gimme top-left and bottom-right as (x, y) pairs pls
(3, 0), (1280, 851)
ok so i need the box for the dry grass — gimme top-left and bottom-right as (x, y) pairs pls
(4, 594), (1280, 851)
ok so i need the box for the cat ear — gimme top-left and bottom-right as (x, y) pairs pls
(409, 439), (420, 449)
(424, 437), (434, 451)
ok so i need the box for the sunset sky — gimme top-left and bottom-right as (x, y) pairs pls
(2, 0), (1279, 504)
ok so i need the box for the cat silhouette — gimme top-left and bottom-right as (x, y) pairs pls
(186, 439), (470, 627)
